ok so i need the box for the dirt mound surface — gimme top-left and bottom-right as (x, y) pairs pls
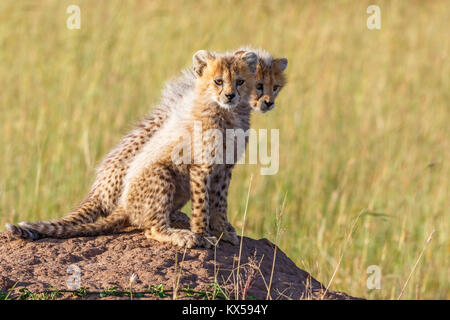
(0, 230), (358, 300)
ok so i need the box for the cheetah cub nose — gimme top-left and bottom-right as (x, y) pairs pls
(264, 101), (273, 108)
(225, 93), (235, 100)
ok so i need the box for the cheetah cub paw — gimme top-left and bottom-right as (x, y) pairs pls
(217, 231), (239, 245)
(145, 228), (219, 249)
(201, 235), (219, 248)
(210, 223), (239, 245)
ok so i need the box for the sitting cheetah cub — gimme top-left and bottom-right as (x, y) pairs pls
(7, 50), (258, 248)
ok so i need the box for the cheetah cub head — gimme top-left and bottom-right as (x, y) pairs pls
(235, 48), (288, 114)
(193, 50), (258, 110)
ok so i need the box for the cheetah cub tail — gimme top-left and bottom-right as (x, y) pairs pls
(5, 208), (129, 240)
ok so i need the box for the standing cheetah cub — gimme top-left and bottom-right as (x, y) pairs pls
(7, 50), (258, 248)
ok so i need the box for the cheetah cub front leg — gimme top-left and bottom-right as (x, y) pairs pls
(209, 167), (239, 245)
(189, 165), (218, 248)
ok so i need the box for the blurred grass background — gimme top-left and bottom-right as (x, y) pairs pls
(0, 0), (448, 299)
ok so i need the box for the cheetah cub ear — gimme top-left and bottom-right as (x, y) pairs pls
(273, 57), (288, 71)
(236, 51), (258, 75)
(193, 50), (215, 76)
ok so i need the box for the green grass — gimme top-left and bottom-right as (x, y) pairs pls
(0, 284), (228, 300)
(0, 0), (448, 299)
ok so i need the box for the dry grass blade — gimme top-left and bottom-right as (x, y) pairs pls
(235, 174), (253, 300)
(397, 230), (435, 300)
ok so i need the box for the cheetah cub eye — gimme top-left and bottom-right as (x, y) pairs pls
(256, 83), (263, 92)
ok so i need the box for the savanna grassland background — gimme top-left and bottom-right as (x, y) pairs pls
(0, 0), (448, 299)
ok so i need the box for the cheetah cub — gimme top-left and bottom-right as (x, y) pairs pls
(7, 50), (258, 248)
(239, 46), (288, 113)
